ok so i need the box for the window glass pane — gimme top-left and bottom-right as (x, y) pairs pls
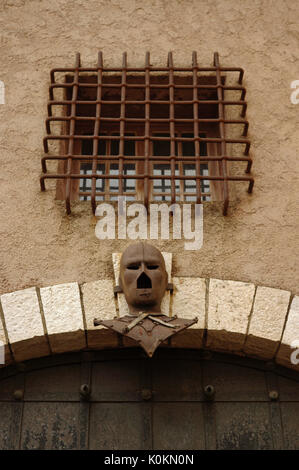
(153, 164), (179, 201)
(109, 163), (119, 192)
(181, 133), (210, 201)
(183, 162), (210, 202)
(201, 165), (210, 201)
(79, 163), (105, 201)
(109, 163), (136, 198)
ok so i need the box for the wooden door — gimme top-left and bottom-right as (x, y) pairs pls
(0, 349), (298, 450)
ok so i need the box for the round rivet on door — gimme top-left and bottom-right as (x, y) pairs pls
(140, 389), (152, 401)
(80, 384), (91, 400)
(13, 389), (24, 401)
(269, 390), (279, 401)
(204, 384), (215, 400)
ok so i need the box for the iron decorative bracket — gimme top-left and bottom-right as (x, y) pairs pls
(94, 313), (197, 357)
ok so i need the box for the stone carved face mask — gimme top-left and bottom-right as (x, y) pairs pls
(119, 242), (168, 315)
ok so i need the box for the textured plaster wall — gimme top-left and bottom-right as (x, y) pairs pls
(0, 0), (298, 295)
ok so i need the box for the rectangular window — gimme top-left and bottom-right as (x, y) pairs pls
(41, 52), (253, 215)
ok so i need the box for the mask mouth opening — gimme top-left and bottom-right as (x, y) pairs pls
(137, 272), (152, 289)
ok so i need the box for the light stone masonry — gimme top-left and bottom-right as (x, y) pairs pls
(112, 252), (130, 316)
(276, 296), (299, 370)
(0, 312), (11, 366)
(206, 278), (256, 352)
(244, 286), (291, 360)
(0, 316), (6, 345)
(40, 282), (86, 354)
(0, 287), (50, 361)
(81, 279), (118, 349)
(170, 277), (206, 349)
(0, 276), (296, 371)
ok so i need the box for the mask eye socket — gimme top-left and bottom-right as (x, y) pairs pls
(127, 265), (139, 270)
(147, 265), (159, 270)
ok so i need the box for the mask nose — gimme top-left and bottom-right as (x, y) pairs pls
(137, 271), (152, 289)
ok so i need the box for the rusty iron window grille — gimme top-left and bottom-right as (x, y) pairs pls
(40, 52), (254, 215)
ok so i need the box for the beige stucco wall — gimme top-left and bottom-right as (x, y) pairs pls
(0, 0), (298, 296)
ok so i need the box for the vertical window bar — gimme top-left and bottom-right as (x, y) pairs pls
(119, 52), (127, 198)
(105, 134), (110, 200)
(214, 52), (229, 215)
(177, 136), (184, 202)
(91, 51), (103, 213)
(65, 52), (80, 214)
(168, 52), (176, 205)
(144, 52), (151, 208)
(192, 51), (202, 204)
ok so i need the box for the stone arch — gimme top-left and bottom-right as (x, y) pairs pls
(0, 276), (298, 371)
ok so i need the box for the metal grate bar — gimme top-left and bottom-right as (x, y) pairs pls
(50, 66), (244, 74)
(118, 52), (127, 199)
(90, 52), (103, 213)
(168, 52), (176, 205)
(50, 82), (246, 91)
(47, 99), (247, 106)
(41, 173), (254, 182)
(43, 154), (252, 164)
(40, 52), (254, 215)
(192, 51), (202, 204)
(65, 52), (80, 214)
(44, 135), (250, 148)
(214, 52), (229, 215)
(144, 51), (151, 208)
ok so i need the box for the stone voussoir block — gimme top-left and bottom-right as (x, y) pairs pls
(40, 282), (86, 354)
(170, 276), (206, 349)
(244, 286), (291, 360)
(0, 311), (12, 367)
(206, 278), (255, 353)
(112, 252), (130, 317)
(81, 279), (118, 349)
(0, 287), (50, 362)
(276, 296), (299, 371)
